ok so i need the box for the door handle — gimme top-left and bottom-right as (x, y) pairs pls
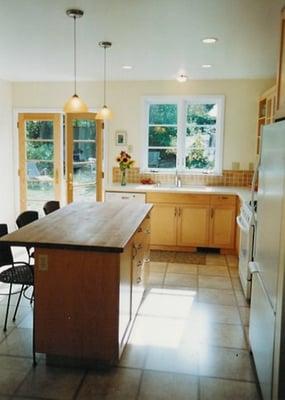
(178, 207), (181, 217)
(211, 208), (214, 218)
(174, 207), (177, 216)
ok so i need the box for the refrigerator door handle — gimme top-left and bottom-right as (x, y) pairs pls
(249, 261), (259, 274)
(236, 215), (249, 232)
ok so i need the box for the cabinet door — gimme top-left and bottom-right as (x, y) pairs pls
(150, 204), (177, 246)
(177, 205), (209, 246)
(209, 206), (236, 248)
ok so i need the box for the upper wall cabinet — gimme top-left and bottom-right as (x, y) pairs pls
(257, 86), (276, 154)
(276, 8), (285, 120)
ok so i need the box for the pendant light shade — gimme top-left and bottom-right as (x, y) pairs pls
(98, 41), (112, 120)
(64, 9), (88, 113)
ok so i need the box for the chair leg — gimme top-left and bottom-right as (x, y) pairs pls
(32, 295), (36, 366)
(30, 288), (34, 305)
(3, 283), (12, 332)
(12, 284), (24, 322)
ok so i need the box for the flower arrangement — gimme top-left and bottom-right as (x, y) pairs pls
(116, 151), (135, 185)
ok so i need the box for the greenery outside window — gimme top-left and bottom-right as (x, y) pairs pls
(143, 96), (224, 174)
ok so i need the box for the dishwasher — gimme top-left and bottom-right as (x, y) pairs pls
(105, 191), (146, 203)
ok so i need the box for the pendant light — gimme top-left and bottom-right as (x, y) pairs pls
(64, 9), (88, 113)
(98, 41), (112, 120)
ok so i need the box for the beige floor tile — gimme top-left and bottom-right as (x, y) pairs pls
(199, 346), (256, 381)
(0, 356), (32, 395)
(226, 255), (239, 267)
(16, 364), (84, 399)
(147, 272), (164, 287)
(206, 254), (227, 266)
(144, 345), (199, 375)
(119, 343), (147, 369)
(0, 328), (32, 357)
(235, 290), (249, 307)
(239, 306), (250, 326)
(198, 288), (236, 306)
(198, 265), (229, 277)
(197, 322), (247, 349)
(164, 273), (197, 288)
(150, 261), (167, 273)
(167, 263), (197, 274)
(77, 368), (141, 400)
(199, 275), (232, 290)
(195, 303), (241, 325)
(139, 288), (197, 318)
(138, 371), (198, 400)
(200, 377), (260, 400)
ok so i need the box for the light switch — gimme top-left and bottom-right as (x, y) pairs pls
(38, 254), (48, 271)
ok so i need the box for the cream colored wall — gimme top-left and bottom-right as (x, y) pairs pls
(12, 79), (274, 183)
(0, 79), (15, 228)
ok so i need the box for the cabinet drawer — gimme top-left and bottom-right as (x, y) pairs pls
(210, 195), (236, 206)
(147, 192), (210, 205)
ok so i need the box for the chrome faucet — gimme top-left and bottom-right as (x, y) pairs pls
(174, 170), (182, 187)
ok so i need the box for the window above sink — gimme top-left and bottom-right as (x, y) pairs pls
(141, 95), (225, 175)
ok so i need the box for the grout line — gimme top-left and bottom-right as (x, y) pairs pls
(134, 369), (144, 400)
(73, 369), (88, 400)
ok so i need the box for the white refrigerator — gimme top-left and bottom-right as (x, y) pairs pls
(249, 121), (285, 400)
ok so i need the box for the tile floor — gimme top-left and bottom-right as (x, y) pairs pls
(0, 252), (260, 400)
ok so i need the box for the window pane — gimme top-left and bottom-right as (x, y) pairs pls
(26, 121), (53, 140)
(186, 104), (217, 125)
(149, 126), (177, 147)
(185, 133), (215, 170)
(148, 149), (176, 169)
(149, 104), (177, 125)
(73, 142), (95, 162)
(27, 161), (54, 179)
(26, 142), (54, 160)
(73, 120), (96, 140)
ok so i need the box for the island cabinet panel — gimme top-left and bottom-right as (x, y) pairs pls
(177, 205), (209, 247)
(209, 207), (236, 249)
(118, 242), (132, 346)
(35, 249), (120, 363)
(150, 204), (177, 246)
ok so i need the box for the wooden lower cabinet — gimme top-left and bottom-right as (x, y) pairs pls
(147, 193), (237, 252)
(35, 216), (150, 366)
(178, 205), (209, 246)
(150, 204), (177, 246)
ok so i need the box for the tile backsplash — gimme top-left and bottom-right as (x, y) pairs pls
(112, 168), (253, 187)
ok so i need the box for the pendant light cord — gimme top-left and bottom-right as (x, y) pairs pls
(73, 16), (77, 95)
(103, 46), (106, 106)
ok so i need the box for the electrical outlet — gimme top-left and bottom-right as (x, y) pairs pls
(38, 254), (48, 271)
(232, 162), (240, 170)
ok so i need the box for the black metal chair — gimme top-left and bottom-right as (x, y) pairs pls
(16, 211), (39, 263)
(43, 201), (60, 215)
(0, 224), (35, 364)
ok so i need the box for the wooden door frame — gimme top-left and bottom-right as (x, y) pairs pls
(65, 113), (103, 203)
(18, 113), (61, 212)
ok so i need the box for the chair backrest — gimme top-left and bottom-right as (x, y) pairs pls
(43, 201), (60, 215)
(16, 211), (39, 229)
(0, 224), (13, 267)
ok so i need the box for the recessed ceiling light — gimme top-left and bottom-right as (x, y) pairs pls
(202, 37), (218, 44)
(177, 74), (188, 83)
(202, 64), (212, 68)
(122, 65), (133, 70)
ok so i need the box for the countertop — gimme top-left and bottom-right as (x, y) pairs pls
(0, 202), (152, 253)
(105, 184), (252, 203)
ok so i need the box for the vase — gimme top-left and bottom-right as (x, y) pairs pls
(121, 169), (127, 186)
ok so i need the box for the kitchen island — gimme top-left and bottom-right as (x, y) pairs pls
(0, 201), (152, 367)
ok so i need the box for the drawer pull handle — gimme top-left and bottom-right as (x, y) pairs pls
(121, 196), (129, 200)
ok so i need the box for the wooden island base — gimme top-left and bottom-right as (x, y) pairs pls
(0, 201), (152, 367)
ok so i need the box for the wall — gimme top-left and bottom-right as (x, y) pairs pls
(0, 79), (15, 228)
(12, 79), (274, 183)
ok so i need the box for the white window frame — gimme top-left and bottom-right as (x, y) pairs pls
(141, 95), (225, 175)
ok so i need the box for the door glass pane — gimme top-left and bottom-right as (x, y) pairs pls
(25, 121), (55, 213)
(72, 119), (96, 202)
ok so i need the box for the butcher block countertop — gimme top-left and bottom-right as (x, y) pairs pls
(0, 202), (153, 253)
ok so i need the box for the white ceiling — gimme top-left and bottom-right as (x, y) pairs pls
(0, 0), (283, 81)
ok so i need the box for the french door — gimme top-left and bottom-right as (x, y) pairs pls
(18, 112), (104, 213)
(18, 113), (61, 213)
(65, 113), (103, 203)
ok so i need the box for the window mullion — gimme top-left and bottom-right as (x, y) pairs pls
(177, 99), (185, 171)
